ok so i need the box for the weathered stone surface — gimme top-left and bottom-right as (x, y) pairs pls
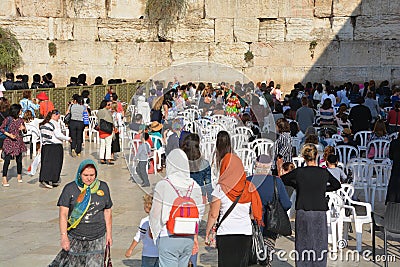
(292, 41), (339, 67)
(65, 0), (106, 18)
(233, 18), (259, 42)
(333, 0), (361, 17)
(108, 0), (146, 19)
(360, 0), (400, 16)
(0, 17), (48, 40)
(279, 0), (314, 18)
(286, 18), (332, 41)
(338, 41), (381, 67)
(250, 42), (293, 67)
(0, 0), (16, 16)
(115, 42), (171, 67)
(381, 41), (400, 66)
(164, 19), (214, 42)
(171, 42), (209, 64)
(332, 17), (354, 40)
(186, 0), (205, 18)
(209, 43), (249, 68)
(98, 19), (157, 42)
(314, 0), (332, 18)
(73, 19), (98, 41)
(258, 19), (285, 42)
(354, 15), (400, 41)
(52, 18), (74, 40)
(205, 0), (278, 19)
(18, 0), (63, 17)
(215, 19), (234, 43)
(18, 40), (50, 63)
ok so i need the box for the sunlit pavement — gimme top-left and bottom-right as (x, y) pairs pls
(0, 141), (397, 266)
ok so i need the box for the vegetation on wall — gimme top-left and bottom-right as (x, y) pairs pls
(244, 50), (254, 63)
(309, 40), (318, 59)
(48, 42), (57, 57)
(0, 27), (22, 74)
(145, 0), (187, 38)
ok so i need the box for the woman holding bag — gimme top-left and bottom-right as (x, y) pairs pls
(96, 100), (114, 165)
(205, 131), (263, 267)
(49, 159), (113, 266)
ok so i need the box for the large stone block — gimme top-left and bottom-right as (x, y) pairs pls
(215, 19), (234, 43)
(0, 0), (16, 16)
(333, 0), (361, 16)
(115, 42), (171, 67)
(186, 0), (205, 18)
(208, 43), (249, 68)
(0, 17), (48, 40)
(52, 18), (74, 40)
(164, 19), (214, 42)
(286, 17), (340, 41)
(98, 19), (157, 42)
(234, 18), (259, 42)
(171, 42), (209, 64)
(19, 40), (50, 63)
(381, 41), (400, 66)
(278, 0), (314, 18)
(73, 19), (98, 41)
(258, 19), (285, 42)
(65, 0), (106, 18)
(18, 0), (63, 17)
(338, 41), (382, 67)
(354, 15), (400, 41)
(292, 41), (339, 67)
(205, 0), (278, 19)
(332, 17), (354, 40)
(314, 0), (332, 18)
(250, 42), (293, 67)
(108, 0), (146, 19)
(361, 0), (399, 16)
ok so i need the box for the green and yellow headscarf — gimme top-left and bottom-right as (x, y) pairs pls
(67, 159), (100, 231)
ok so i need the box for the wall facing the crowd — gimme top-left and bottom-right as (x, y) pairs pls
(1, 0), (399, 89)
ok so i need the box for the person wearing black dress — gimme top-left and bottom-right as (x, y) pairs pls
(386, 132), (400, 204)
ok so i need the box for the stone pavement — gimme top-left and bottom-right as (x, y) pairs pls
(0, 141), (398, 266)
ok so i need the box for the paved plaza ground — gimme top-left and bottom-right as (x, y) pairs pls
(0, 142), (398, 266)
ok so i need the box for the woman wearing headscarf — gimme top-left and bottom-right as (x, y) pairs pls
(205, 131), (263, 267)
(39, 110), (71, 189)
(149, 149), (204, 267)
(49, 159), (113, 266)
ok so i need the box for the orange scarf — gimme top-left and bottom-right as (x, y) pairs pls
(218, 153), (263, 225)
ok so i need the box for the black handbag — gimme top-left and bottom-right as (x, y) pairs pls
(99, 119), (113, 134)
(248, 220), (267, 265)
(264, 177), (292, 236)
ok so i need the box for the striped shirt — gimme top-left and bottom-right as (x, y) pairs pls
(40, 119), (70, 145)
(273, 132), (292, 170)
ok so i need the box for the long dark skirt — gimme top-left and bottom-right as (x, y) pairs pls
(295, 210), (328, 267)
(49, 235), (105, 267)
(386, 166), (400, 204)
(216, 234), (252, 267)
(111, 133), (120, 153)
(39, 144), (64, 184)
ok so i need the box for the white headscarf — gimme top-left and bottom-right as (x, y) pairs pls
(149, 149), (204, 242)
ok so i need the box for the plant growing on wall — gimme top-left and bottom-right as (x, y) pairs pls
(309, 40), (318, 59)
(0, 27), (22, 74)
(244, 50), (254, 63)
(48, 42), (57, 57)
(145, 0), (187, 38)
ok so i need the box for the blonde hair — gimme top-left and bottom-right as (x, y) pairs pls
(152, 96), (164, 110)
(301, 143), (317, 162)
(143, 194), (153, 205)
(111, 102), (118, 112)
(323, 146), (335, 161)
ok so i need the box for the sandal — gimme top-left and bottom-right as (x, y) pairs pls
(2, 178), (9, 187)
(100, 160), (107, 164)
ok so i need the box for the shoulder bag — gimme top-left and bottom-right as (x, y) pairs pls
(64, 104), (72, 124)
(99, 119), (113, 134)
(0, 114), (11, 139)
(206, 186), (244, 248)
(264, 176), (292, 236)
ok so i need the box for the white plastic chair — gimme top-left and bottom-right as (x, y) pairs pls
(335, 145), (359, 166)
(234, 126), (253, 139)
(210, 115), (226, 124)
(202, 124), (225, 142)
(291, 137), (301, 156)
(236, 148), (256, 176)
(91, 110), (98, 117)
(366, 139), (390, 160)
(346, 161), (371, 203)
(181, 108), (200, 121)
(292, 156), (305, 168)
(388, 132), (398, 141)
(127, 130), (139, 141)
(88, 116), (99, 143)
(353, 131), (372, 155)
(200, 140), (216, 163)
(332, 134), (344, 144)
(151, 135), (165, 175)
(369, 164), (391, 210)
(250, 139), (274, 157)
(25, 124), (41, 157)
(231, 134), (247, 151)
(326, 192), (342, 252)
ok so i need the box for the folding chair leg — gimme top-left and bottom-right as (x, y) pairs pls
(384, 230), (388, 267)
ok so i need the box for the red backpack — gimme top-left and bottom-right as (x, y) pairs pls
(166, 179), (199, 235)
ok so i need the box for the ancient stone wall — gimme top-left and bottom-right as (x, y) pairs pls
(1, 0), (399, 90)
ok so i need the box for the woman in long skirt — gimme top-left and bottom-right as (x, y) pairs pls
(39, 110), (71, 189)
